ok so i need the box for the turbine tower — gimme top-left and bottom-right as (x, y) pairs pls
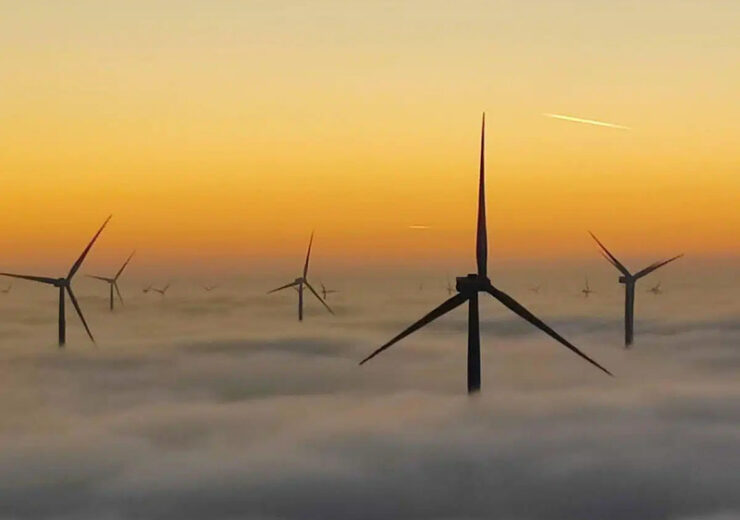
(267, 233), (333, 321)
(0, 216), (111, 347)
(360, 115), (611, 393)
(87, 251), (135, 311)
(589, 232), (682, 347)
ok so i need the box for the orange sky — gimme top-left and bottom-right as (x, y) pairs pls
(1, 1), (738, 271)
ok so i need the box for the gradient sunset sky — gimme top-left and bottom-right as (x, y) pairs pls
(1, 1), (737, 271)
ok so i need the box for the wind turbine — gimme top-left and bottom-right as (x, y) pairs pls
(267, 233), (333, 321)
(142, 285), (152, 294)
(360, 115), (611, 393)
(1, 284), (11, 294)
(582, 277), (594, 298)
(589, 232), (682, 347)
(648, 282), (662, 295)
(320, 282), (338, 300)
(87, 251), (135, 311)
(203, 284), (219, 292)
(151, 283), (170, 296)
(0, 216), (111, 347)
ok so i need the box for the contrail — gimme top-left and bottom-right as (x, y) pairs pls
(543, 113), (631, 131)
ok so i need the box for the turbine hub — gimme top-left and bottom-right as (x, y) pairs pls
(54, 278), (67, 287)
(456, 274), (490, 293)
(618, 276), (627, 284)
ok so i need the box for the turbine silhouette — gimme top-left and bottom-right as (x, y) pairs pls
(589, 232), (682, 347)
(0, 216), (111, 347)
(267, 233), (333, 321)
(582, 277), (594, 298)
(446, 277), (454, 295)
(151, 283), (170, 296)
(360, 115), (611, 393)
(320, 282), (338, 300)
(648, 282), (662, 295)
(87, 251), (135, 311)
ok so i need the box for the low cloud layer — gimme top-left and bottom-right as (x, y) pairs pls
(0, 276), (737, 519)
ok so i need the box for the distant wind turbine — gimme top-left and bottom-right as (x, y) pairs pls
(203, 284), (219, 292)
(648, 282), (662, 295)
(582, 277), (594, 298)
(142, 285), (152, 294)
(0, 216), (111, 346)
(590, 232), (682, 347)
(267, 233), (333, 321)
(151, 283), (171, 296)
(446, 277), (454, 295)
(87, 251), (135, 311)
(1, 284), (11, 294)
(320, 282), (338, 300)
(360, 115), (611, 394)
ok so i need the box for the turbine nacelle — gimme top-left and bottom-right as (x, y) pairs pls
(54, 278), (68, 287)
(618, 275), (633, 284)
(456, 274), (490, 294)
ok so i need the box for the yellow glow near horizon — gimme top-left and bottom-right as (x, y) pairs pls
(0, 1), (738, 270)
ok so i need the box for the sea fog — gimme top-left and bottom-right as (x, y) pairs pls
(0, 259), (737, 519)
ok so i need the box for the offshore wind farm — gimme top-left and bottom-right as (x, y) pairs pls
(0, 2), (737, 520)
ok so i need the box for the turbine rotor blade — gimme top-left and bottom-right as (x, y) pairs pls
(66, 286), (95, 343)
(86, 275), (114, 283)
(114, 250), (136, 280)
(0, 273), (57, 285)
(267, 281), (300, 294)
(633, 254), (683, 279)
(359, 292), (469, 365)
(485, 284), (612, 376)
(304, 281), (334, 315)
(596, 250), (620, 271)
(303, 232), (314, 278)
(588, 232), (630, 276)
(476, 113), (488, 277)
(68, 215), (112, 279)
(113, 282), (124, 305)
